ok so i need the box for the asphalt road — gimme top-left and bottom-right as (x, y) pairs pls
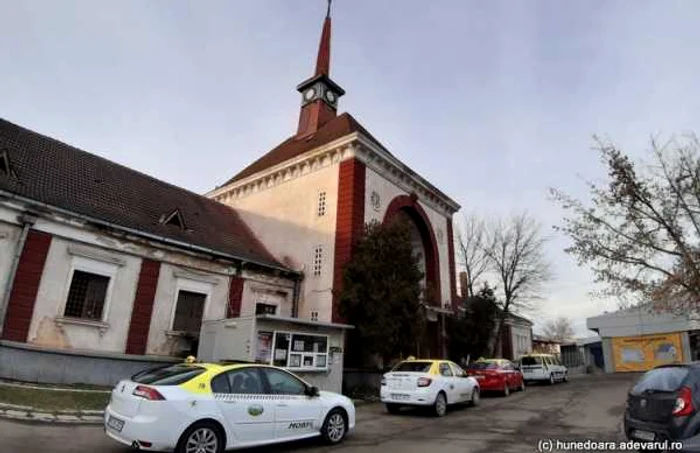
(0, 374), (635, 453)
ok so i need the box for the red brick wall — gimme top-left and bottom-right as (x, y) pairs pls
(2, 230), (52, 342)
(228, 276), (245, 318)
(446, 218), (458, 311)
(332, 158), (366, 323)
(125, 259), (161, 355)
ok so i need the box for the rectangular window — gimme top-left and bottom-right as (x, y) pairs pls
(272, 332), (329, 370)
(64, 270), (110, 320)
(255, 303), (277, 315)
(313, 246), (323, 277)
(172, 290), (206, 334)
(317, 191), (327, 217)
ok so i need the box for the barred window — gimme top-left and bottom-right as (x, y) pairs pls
(317, 191), (327, 217)
(313, 246), (323, 276)
(64, 270), (110, 320)
(173, 290), (206, 334)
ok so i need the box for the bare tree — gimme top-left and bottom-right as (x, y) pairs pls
(543, 317), (575, 341)
(485, 213), (552, 356)
(551, 136), (700, 314)
(457, 213), (490, 299)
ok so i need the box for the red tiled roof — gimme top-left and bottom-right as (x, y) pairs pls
(0, 118), (286, 270)
(221, 112), (387, 186)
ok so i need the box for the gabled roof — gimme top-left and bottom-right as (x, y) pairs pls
(219, 112), (389, 187)
(0, 118), (286, 271)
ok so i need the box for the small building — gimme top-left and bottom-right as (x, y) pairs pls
(497, 312), (533, 360)
(587, 305), (699, 373)
(532, 335), (562, 355)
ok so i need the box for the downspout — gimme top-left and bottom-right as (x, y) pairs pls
(291, 274), (302, 318)
(0, 213), (37, 338)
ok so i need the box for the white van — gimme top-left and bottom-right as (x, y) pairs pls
(519, 354), (567, 384)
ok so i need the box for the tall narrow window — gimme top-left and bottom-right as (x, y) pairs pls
(310, 311), (319, 322)
(173, 290), (206, 334)
(317, 191), (327, 217)
(313, 246), (323, 276)
(64, 270), (110, 320)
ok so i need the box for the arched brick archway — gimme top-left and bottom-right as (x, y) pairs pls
(382, 194), (441, 306)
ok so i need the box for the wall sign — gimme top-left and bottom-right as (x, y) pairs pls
(370, 191), (381, 212)
(255, 331), (273, 364)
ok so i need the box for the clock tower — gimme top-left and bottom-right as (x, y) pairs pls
(296, 1), (345, 137)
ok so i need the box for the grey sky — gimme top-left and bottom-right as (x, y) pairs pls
(3, 1), (700, 337)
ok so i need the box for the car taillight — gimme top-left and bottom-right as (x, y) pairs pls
(417, 377), (432, 387)
(673, 387), (693, 417)
(381, 377), (387, 386)
(133, 385), (165, 401)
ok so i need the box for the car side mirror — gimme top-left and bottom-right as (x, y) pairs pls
(306, 386), (320, 397)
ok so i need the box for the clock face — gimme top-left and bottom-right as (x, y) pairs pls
(325, 90), (336, 103)
(304, 88), (316, 101)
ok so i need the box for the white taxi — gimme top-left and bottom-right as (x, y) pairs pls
(104, 360), (355, 452)
(380, 358), (480, 416)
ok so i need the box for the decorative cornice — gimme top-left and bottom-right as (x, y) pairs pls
(208, 130), (461, 218)
(207, 134), (359, 203)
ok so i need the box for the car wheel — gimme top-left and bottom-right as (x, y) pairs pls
(520, 379), (526, 392)
(433, 392), (447, 417)
(176, 421), (224, 453)
(321, 408), (348, 445)
(503, 382), (510, 397)
(469, 388), (480, 407)
(549, 374), (555, 385)
(563, 373), (568, 383)
(385, 403), (401, 414)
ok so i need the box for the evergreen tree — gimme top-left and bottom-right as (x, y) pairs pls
(339, 219), (425, 366)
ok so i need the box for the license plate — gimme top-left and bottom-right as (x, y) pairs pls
(391, 393), (409, 400)
(107, 415), (124, 433)
(633, 429), (656, 441)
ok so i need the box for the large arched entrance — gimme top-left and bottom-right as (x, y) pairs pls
(383, 194), (443, 358)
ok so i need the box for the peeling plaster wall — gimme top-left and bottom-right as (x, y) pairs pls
(27, 236), (142, 352)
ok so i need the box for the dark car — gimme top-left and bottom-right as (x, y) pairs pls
(624, 363), (700, 448)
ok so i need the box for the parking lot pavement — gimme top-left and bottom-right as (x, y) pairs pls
(0, 374), (636, 453)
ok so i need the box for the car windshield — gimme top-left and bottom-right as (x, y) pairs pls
(393, 361), (433, 372)
(468, 362), (499, 370)
(632, 367), (689, 393)
(521, 357), (543, 365)
(131, 365), (206, 385)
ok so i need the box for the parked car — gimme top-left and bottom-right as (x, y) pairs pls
(380, 357), (480, 417)
(624, 363), (700, 449)
(104, 360), (355, 452)
(465, 358), (525, 396)
(519, 353), (567, 384)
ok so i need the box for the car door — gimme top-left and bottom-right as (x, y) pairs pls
(449, 362), (473, 402)
(260, 367), (323, 441)
(211, 367), (275, 446)
(504, 361), (517, 387)
(438, 362), (459, 403)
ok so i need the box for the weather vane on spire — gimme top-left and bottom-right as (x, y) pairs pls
(326, 0), (332, 18)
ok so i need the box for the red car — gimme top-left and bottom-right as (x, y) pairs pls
(466, 359), (525, 396)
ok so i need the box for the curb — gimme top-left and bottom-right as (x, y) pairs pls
(0, 404), (104, 425)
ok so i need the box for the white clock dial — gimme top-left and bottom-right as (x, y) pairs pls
(325, 91), (336, 103)
(304, 88), (316, 101)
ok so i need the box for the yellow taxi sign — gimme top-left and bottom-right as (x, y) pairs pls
(184, 355), (197, 364)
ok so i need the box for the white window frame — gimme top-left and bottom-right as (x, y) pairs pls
(168, 278), (213, 334)
(270, 330), (329, 371)
(59, 255), (119, 324)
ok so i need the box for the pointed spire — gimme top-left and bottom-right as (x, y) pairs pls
(314, 0), (332, 77)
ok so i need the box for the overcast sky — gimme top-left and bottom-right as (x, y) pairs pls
(3, 1), (700, 337)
